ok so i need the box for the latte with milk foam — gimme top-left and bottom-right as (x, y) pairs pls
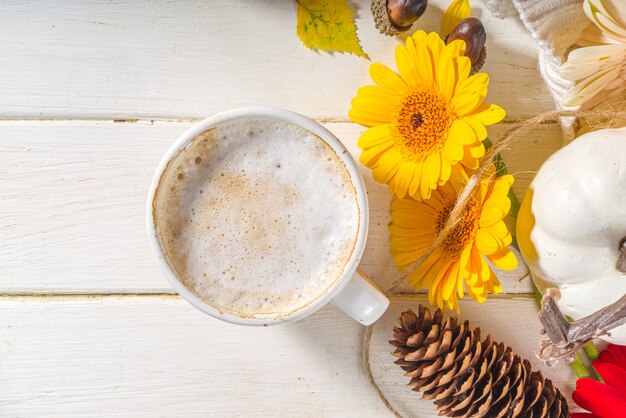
(152, 118), (360, 317)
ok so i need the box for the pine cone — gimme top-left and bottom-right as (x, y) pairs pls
(390, 306), (569, 418)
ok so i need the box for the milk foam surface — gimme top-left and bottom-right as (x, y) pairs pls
(153, 118), (360, 317)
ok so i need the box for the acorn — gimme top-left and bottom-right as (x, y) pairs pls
(446, 17), (487, 74)
(372, 0), (428, 36)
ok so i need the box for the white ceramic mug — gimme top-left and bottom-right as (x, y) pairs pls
(146, 107), (389, 326)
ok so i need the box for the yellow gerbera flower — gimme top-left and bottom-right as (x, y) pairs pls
(349, 30), (505, 201)
(389, 166), (517, 312)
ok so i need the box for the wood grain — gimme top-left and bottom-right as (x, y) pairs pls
(0, 0), (553, 120)
(0, 296), (388, 417)
(0, 120), (563, 294)
(0, 296), (580, 417)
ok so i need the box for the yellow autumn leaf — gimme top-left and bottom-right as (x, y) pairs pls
(296, 0), (369, 59)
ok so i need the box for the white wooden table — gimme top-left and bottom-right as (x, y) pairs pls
(0, 1), (580, 416)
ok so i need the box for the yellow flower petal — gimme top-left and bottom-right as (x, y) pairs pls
(457, 264), (465, 298)
(467, 283), (487, 303)
(483, 220), (512, 245)
(485, 275), (503, 294)
(475, 229), (500, 255)
(418, 161), (432, 200)
(369, 63), (407, 93)
(465, 245), (482, 285)
(441, 0), (471, 38)
(483, 174), (514, 204)
(359, 140), (394, 166)
(476, 222), (511, 255)
(395, 44), (419, 86)
(437, 52), (457, 99)
(372, 147), (405, 179)
(479, 205), (508, 228)
(455, 55), (472, 86)
(429, 261), (452, 304)
(488, 247), (518, 270)
(394, 249), (426, 267)
(351, 86), (400, 114)
(349, 102), (391, 127)
(407, 171), (421, 199)
(478, 255), (491, 282)
(452, 91), (482, 116)
(467, 103), (506, 126)
(456, 72), (489, 100)
(372, 156), (402, 184)
(486, 171), (515, 200)
(411, 30), (429, 46)
(391, 196), (438, 217)
(389, 213), (435, 233)
(444, 139), (464, 161)
(426, 31), (444, 56)
(392, 162), (417, 198)
(448, 119), (478, 145)
(459, 152), (479, 171)
(390, 234), (431, 251)
(458, 244), (472, 277)
(444, 39), (466, 58)
(405, 35), (419, 65)
(439, 152), (452, 182)
(462, 116), (488, 141)
(407, 251), (442, 290)
(468, 142), (485, 158)
(357, 125), (394, 148)
(415, 43), (435, 82)
(442, 261), (460, 300)
(449, 162), (470, 184)
(424, 152), (441, 187)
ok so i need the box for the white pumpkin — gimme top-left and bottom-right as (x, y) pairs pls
(517, 127), (626, 344)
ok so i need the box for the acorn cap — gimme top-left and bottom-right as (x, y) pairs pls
(372, 0), (428, 37)
(372, 0), (404, 36)
(471, 46), (487, 75)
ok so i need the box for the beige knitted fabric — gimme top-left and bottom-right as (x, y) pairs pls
(511, 0), (588, 56)
(484, 0), (590, 140)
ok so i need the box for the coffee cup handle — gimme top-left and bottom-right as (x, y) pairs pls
(331, 268), (389, 326)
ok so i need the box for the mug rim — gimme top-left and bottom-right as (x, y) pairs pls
(146, 106), (369, 326)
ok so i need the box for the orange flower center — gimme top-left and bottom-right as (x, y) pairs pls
(436, 194), (481, 258)
(393, 87), (455, 160)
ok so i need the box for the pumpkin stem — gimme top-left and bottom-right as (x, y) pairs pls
(618, 237), (626, 274)
(537, 289), (626, 366)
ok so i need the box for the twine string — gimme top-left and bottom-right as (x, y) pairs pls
(364, 109), (626, 418)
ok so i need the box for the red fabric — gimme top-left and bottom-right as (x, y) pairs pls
(572, 344), (626, 418)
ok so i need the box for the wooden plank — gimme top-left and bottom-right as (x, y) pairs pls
(0, 296), (581, 417)
(492, 122), (565, 198)
(0, 0), (552, 120)
(368, 296), (583, 417)
(0, 296), (387, 417)
(0, 120), (563, 293)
